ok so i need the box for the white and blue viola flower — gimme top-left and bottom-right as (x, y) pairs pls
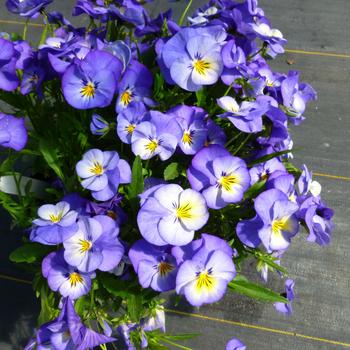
(42, 250), (94, 300)
(187, 145), (250, 209)
(30, 201), (78, 245)
(76, 148), (131, 201)
(137, 184), (209, 246)
(176, 245), (235, 307)
(160, 26), (226, 91)
(131, 110), (180, 160)
(63, 216), (124, 273)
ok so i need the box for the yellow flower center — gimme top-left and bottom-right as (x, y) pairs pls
(125, 123), (136, 135)
(271, 217), (290, 235)
(193, 59), (211, 75)
(79, 239), (92, 253)
(176, 202), (192, 219)
(90, 161), (104, 175)
(158, 261), (174, 277)
(218, 175), (238, 192)
(196, 271), (215, 291)
(80, 82), (96, 98)
(120, 90), (132, 106)
(145, 139), (159, 153)
(69, 272), (84, 287)
(182, 131), (193, 145)
(49, 213), (62, 223)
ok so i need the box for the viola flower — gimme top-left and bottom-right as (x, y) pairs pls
(20, 58), (46, 96)
(188, 6), (219, 25)
(168, 105), (208, 155)
(274, 279), (295, 315)
(63, 216), (124, 273)
(42, 250), (94, 299)
(128, 239), (178, 292)
(226, 338), (246, 350)
(187, 145), (250, 209)
(104, 40), (131, 72)
(116, 59), (154, 112)
(90, 113), (110, 136)
(266, 171), (297, 202)
(237, 189), (299, 252)
(76, 148), (131, 201)
(299, 196), (334, 246)
(176, 245), (235, 307)
(0, 38), (19, 92)
(297, 164), (321, 197)
(249, 157), (286, 185)
(30, 201), (78, 245)
(0, 113), (28, 151)
(160, 26), (226, 91)
(117, 101), (148, 144)
(137, 184), (209, 246)
(6, 0), (53, 18)
(131, 111), (180, 161)
(205, 119), (227, 146)
(217, 96), (269, 133)
(62, 50), (122, 110)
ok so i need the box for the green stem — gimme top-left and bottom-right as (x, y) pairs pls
(23, 19), (29, 40)
(232, 133), (251, 155)
(178, 0), (194, 26)
(225, 131), (242, 149)
(223, 83), (234, 97)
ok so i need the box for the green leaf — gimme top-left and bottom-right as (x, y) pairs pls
(99, 273), (138, 299)
(284, 162), (302, 177)
(126, 156), (144, 199)
(243, 179), (266, 200)
(9, 243), (52, 263)
(164, 162), (180, 181)
(195, 88), (207, 108)
(127, 293), (143, 322)
(247, 149), (292, 168)
(228, 276), (288, 303)
(38, 284), (57, 325)
(38, 139), (64, 180)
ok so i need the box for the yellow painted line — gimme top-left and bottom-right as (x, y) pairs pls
(313, 172), (350, 181)
(285, 48), (350, 59)
(165, 309), (350, 348)
(0, 19), (44, 28)
(0, 273), (32, 285)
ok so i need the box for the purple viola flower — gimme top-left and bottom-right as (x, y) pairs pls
(63, 216), (124, 272)
(297, 164), (321, 197)
(172, 233), (233, 266)
(73, 0), (110, 21)
(14, 40), (33, 69)
(30, 201), (78, 245)
(205, 119), (227, 146)
(142, 305), (166, 333)
(188, 6), (219, 25)
(236, 189), (299, 252)
(137, 184), (209, 246)
(226, 338), (246, 350)
(281, 71), (317, 124)
(0, 113), (27, 151)
(104, 40), (131, 72)
(249, 157), (286, 185)
(90, 113), (110, 136)
(62, 50), (122, 109)
(168, 105), (208, 155)
(160, 26), (226, 91)
(117, 101), (148, 144)
(116, 59), (154, 112)
(131, 111), (180, 161)
(128, 239), (178, 292)
(299, 196), (334, 246)
(0, 38), (19, 91)
(274, 279), (295, 315)
(187, 145), (250, 209)
(43, 250), (94, 299)
(217, 96), (269, 133)
(20, 58), (46, 96)
(6, 0), (53, 18)
(266, 171), (297, 203)
(176, 245), (235, 307)
(76, 148), (131, 201)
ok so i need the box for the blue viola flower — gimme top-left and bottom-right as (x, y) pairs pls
(129, 239), (178, 292)
(274, 279), (295, 315)
(90, 113), (110, 136)
(62, 50), (122, 109)
(30, 201), (79, 245)
(187, 145), (250, 209)
(0, 38), (19, 92)
(160, 26), (226, 91)
(0, 113), (27, 151)
(226, 338), (246, 350)
(6, 0), (53, 18)
(63, 216), (124, 273)
(76, 148), (131, 201)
